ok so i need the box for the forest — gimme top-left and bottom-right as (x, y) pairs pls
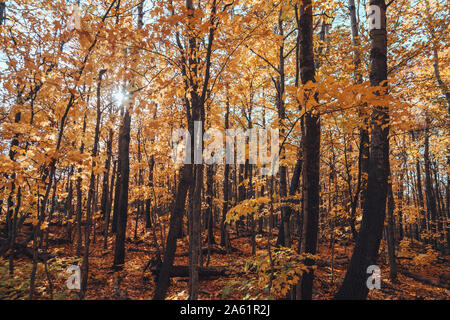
(0, 0), (448, 301)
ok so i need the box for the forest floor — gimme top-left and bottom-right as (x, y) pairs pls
(1, 217), (449, 300)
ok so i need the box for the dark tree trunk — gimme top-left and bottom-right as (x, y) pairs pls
(153, 0), (215, 300)
(113, 108), (131, 269)
(206, 165), (215, 245)
(335, 0), (389, 300)
(153, 164), (192, 299)
(0, 2), (5, 25)
(349, 0), (369, 242)
(111, 147), (121, 234)
(104, 160), (117, 249)
(221, 100), (231, 248)
(81, 69), (105, 298)
(189, 99), (203, 300)
(65, 166), (74, 242)
(279, 157), (302, 247)
(7, 111), (22, 275)
(100, 128), (113, 221)
(386, 178), (398, 281)
(412, 130), (425, 238)
(424, 116), (438, 248)
(76, 115), (87, 256)
(274, 7), (289, 249)
(145, 156), (155, 228)
(296, 0), (320, 301)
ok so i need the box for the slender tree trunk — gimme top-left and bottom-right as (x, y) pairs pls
(386, 177), (398, 281)
(81, 70), (105, 298)
(349, 0), (369, 241)
(104, 160), (117, 249)
(296, 0), (320, 301)
(100, 128), (113, 221)
(274, 7), (289, 248)
(113, 108), (131, 269)
(0, 2), (5, 25)
(424, 115), (438, 248)
(206, 165), (215, 245)
(66, 166), (74, 242)
(221, 100), (231, 248)
(145, 156), (155, 228)
(153, 164), (192, 299)
(7, 111), (22, 275)
(76, 115), (87, 256)
(111, 140), (121, 234)
(412, 131), (425, 239)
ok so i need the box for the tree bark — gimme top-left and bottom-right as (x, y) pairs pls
(75, 115), (87, 256)
(221, 100), (231, 248)
(386, 179), (398, 281)
(424, 115), (438, 248)
(335, 0), (389, 300)
(349, 0), (369, 242)
(296, 0), (320, 301)
(81, 69), (105, 298)
(113, 108), (131, 269)
(152, 164), (192, 299)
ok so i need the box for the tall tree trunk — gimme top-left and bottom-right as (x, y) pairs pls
(6, 110), (21, 275)
(335, 0), (389, 300)
(296, 0), (320, 301)
(100, 128), (113, 221)
(189, 103), (203, 300)
(113, 108), (131, 269)
(111, 140), (121, 234)
(153, 164), (192, 299)
(0, 2), (5, 25)
(349, 0), (369, 241)
(274, 6), (289, 248)
(206, 165), (215, 245)
(104, 160), (117, 249)
(412, 131), (425, 239)
(81, 69), (105, 298)
(145, 155), (155, 229)
(76, 115), (87, 256)
(221, 100), (231, 248)
(66, 166), (74, 242)
(386, 176), (398, 281)
(153, 0), (215, 300)
(424, 115), (438, 248)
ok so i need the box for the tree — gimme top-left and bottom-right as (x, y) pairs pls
(296, 0), (320, 301)
(335, 0), (389, 300)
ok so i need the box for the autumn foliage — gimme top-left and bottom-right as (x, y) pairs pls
(0, 0), (448, 300)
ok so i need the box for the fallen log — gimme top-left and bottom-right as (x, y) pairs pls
(46, 238), (71, 245)
(315, 257), (350, 267)
(0, 238), (53, 262)
(176, 246), (229, 257)
(400, 269), (450, 290)
(397, 256), (413, 260)
(150, 264), (232, 279)
(381, 280), (403, 293)
(148, 256), (350, 279)
(128, 247), (155, 254)
(125, 238), (156, 247)
(21, 246), (53, 262)
(230, 233), (260, 241)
